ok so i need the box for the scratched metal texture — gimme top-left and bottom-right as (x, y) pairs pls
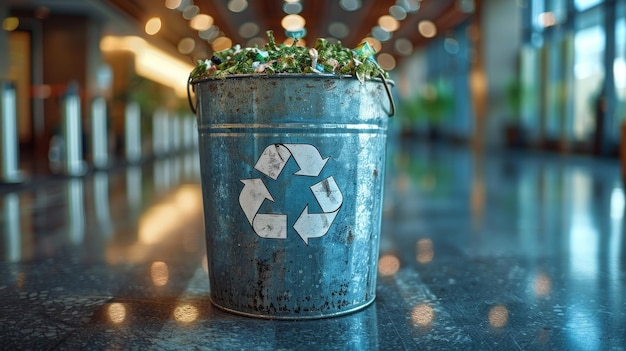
(193, 74), (391, 319)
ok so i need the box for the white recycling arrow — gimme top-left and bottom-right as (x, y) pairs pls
(254, 144), (329, 179)
(283, 144), (329, 177)
(310, 176), (343, 212)
(293, 176), (343, 245)
(294, 206), (340, 245)
(254, 144), (291, 180)
(253, 214), (287, 239)
(241, 143), (342, 243)
(239, 179), (274, 225)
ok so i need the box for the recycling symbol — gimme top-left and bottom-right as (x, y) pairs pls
(239, 143), (343, 245)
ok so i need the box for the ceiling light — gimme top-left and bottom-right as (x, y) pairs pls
(199, 26), (220, 41)
(389, 5), (407, 20)
(100, 36), (194, 98)
(178, 38), (196, 54)
(281, 14), (306, 31)
(283, 2), (303, 14)
(2, 17), (19, 31)
(227, 0), (248, 13)
(378, 15), (400, 32)
(372, 26), (392, 42)
(328, 22), (349, 39)
(239, 22), (260, 38)
(165, 0), (181, 10)
(212, 37), (233, 52)
(418, 20), (437, 38)
(182, 5), (199, 19)
(190, 14), (213, 31)
(208, 31), (225, 43)
(377, 53), (396, 71)
(396, 0), (420, 13)
(339, 0), (362, 11)
(394, 38), (413, 56)
(175, 0), (192, 11)
(145, 17), (161, 35)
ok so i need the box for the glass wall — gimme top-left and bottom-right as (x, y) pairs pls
(399, 0), (622, 154)
(573, 7), (604, 142)
(521, 0), (622, 154)
(615, 1), (626, 129)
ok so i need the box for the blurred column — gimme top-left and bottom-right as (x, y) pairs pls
(91, 97), (109, 169)
(126, 165), (142, 219)
(66, 178), (85, 244)
(153, 108), (168, 157)
(183, 114), (195, 150)
(3, 193), (21, 262)
(601, 0), (617, 155)
(1, 81), (24, 183)
(93, 171), (112, 237)
(171, 115), (181, 153)
(469, 2), (487, 152)
(61, 82), (87, 176)
(125, 102), (141, 163)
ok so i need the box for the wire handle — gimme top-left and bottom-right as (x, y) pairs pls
(187, 75), (197, 115)
(380, 72), (395, 117)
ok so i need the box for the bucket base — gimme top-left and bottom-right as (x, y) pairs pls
(209, 296), (376, 320)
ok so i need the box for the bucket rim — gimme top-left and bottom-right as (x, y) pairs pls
(187, 73), (396, 117)
(189, 73), (394, 86)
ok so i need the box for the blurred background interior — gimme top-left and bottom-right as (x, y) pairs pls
(1, 0), (625, 170)
(1, 0), (626, 349)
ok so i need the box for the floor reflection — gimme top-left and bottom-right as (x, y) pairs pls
(1, 142), (625, 349)
(3, 193), (20, 262)
(93, 171), (112, 238)
(66, 178), (85, 244)
(383, 140), (625, 348)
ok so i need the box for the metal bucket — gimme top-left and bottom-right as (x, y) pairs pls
(190, 74), (393, 319)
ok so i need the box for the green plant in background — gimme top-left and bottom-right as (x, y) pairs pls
(398, 79), (454, 135)
(503, 76), (533, 147)
(505, 78), (523, 123)
(114, 75), (184, 136)
(419, 80), (454, 126)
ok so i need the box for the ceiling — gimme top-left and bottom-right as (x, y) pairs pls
(6, 0), (475, 68)
(103, 0), (474, 67)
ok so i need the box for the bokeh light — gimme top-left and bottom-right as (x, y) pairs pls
(418, 20), (437, 38)
(488, 305), (509, 328)
(412, 303), (435, 327)
(145, 17), (161, 35)
(378, 254), (400, 276)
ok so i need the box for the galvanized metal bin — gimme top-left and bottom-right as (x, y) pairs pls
(190, 74), (393, 319)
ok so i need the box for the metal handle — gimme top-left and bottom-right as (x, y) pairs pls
(380, 72), (395, 117)
(187, 75), (197, 115)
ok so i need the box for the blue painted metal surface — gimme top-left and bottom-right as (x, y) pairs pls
(192, 74), (392, 319)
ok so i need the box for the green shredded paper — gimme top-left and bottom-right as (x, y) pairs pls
(190, 31), (388, 83)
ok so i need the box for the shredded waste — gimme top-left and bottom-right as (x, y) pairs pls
(190, 30), (387, 83)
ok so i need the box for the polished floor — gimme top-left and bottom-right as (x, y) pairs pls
(1, 139), (625, 350)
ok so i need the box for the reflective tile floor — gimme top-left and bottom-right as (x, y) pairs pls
(1, 139), (625, 350)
